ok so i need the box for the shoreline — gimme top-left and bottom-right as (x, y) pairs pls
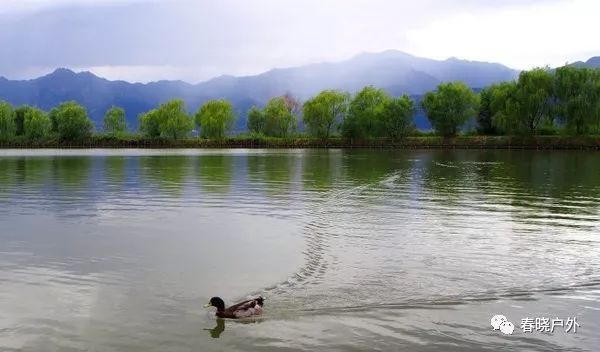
(1, 136), (600, 150)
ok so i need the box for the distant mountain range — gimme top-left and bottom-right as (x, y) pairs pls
(569, 56), (600, 69)
(0, 50), (527, 130)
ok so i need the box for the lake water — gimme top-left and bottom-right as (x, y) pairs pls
(0, 149), (599, 351)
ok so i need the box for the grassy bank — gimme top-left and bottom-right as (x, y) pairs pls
(1, 135), (600, 150)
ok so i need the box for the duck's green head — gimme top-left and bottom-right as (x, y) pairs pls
(204, 297), (225, 311)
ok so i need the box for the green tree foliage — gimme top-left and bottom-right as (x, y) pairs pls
(263, 97), (297, 137)
(139, 100), (193, 139)
(302, 90), (350, 139)
(51, 101), (94, 141)
(477, 87), (497, 135)
(342, 86), (389, 139)
(554, 66), (600, 135)
(139, 109), (161, 138)
(492, 68), (554, 135)
(487, 82), (519, 134)
(380, 95), (416, 140)
(103, 106), (127, 135)
(14, 106), (33, 136)
(156, 100), (193, 139)
(422, 82), (479, 137)
(24, 107), (51, 140)
(247, 106), (266, 134)
(195, 99), (236, 139)
(0, 101), (16, 140)
(3, 66), (600, 144)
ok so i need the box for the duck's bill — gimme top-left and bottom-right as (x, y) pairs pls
(203, 303), (211, 308)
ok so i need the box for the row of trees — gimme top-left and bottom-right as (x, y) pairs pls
(478, 66), (600, 136)
(0, 98), (236, 142)
(0, 66), (599, 142)
(0, 101), (95, 141)
(247, 88), (416, 139)
(245, 66), (600, 138)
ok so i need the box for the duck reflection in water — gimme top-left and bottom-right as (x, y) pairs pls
(205, 318), (265, 339)
(205, 319), (225, 338)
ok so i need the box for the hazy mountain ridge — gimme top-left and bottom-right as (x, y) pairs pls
(0, 50), (521, 130)
(569, 56), (600, 69)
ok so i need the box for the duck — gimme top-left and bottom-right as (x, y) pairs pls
(203, 296), (264, 319)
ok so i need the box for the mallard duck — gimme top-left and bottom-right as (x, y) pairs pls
(203, 296), (264, 319)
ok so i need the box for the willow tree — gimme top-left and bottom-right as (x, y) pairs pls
(247, 106), (266, 134)
(139, 109), (161, 138)
(342, 86), (389, 139)
(161, 100), (194, 139)
(263, 97), (296, 137)
(302, 90), (349, 139)
(0, 101), (15, 140)
(477, 87), (497, 135)
(422, 82), (479, 137)
(484, 81), (518, 134)
(24, 107), (51, 140)
(380, 95), (416, 140)
(195, 99), (236, 139)
(492, 68), (554, 135)
(139, 100), (193, 139)
(103, 106), (128, 135)
(554, 66), (600, 135)
(49, 101), (93, 141)
(14, 105), (33, 136)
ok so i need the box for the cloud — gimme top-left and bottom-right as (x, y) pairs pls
(406, 0), (600, 69)
(0, 0), (151, 15)
(0, 0), (593, 82)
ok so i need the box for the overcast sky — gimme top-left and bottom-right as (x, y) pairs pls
(0, 0), (598, 83)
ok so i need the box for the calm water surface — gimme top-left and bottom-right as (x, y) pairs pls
(0, 149), (599, 351)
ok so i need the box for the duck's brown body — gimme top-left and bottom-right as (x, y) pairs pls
(207, 296), (264, 319)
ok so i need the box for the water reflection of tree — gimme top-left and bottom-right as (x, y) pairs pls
(246, 153), (295, 195)
(0, 158), (17, 198)
(265, 155), (294, 188)
(419, 150), (476, 204)
(103, 156), (127, 189)
(196, 155), (233, 194)
(246, 154), (265, 182)
(481, 151), (600, 217)
(1, 157), (92, 216)
(10, 157), (51, 187)
(343, 149), (412, 185)
(140, 156), (191, 195)
(0, 157), (50, 191)
(417, 149), (600, 222)
(52, 156), (92, 190)
(0, 157), (90, 191)
(301, 150), (342, 191)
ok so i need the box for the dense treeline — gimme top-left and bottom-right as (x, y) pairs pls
(0, 66), (599, 144)
(478, 67), (600, 136)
